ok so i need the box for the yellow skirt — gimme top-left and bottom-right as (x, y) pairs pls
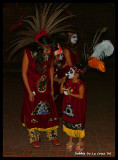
(63, 125), (85, 138)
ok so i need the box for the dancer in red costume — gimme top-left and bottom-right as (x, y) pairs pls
(62, 32), (79, 68)
(53, 32), (80, 118)
(59, 27), (114, 152)
(21, 36), (60, 147)
(60, 64), (87, 152)
(53, 44), (64, 117)
(53, 32), (80, 80)
(9, 3), (74, 147)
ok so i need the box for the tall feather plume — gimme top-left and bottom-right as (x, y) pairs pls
(9, 3), (74, 60)
(45, 3), (72, 31)
(49, 25), (73, 34)
(23, 16), (39, 31)
(41, 3), (53, 29)
(9, 38), (35, 60)
(35, 4), (40, 32)
(93, 27), (108, 49)
(82, 27), (114, 72)
(40, 4), (47, 29)
(48, 15), (75, 33)
(22, 19), (38, 32)
(91, 40), (114, 60)
(17, 31), (35, 37)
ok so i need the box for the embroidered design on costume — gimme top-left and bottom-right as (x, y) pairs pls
(31, 119), (38, 123)
(54, 74), (58, 79)
(30, 51), (38, 58)
(55, 62), (62, 71)
(63, 104), (74, 117)
(46, 129), (58, 140)
(29, 130), (40, 143)
(63, 120), (83, 130)
(44, 53), (51, 61)
(31, 101), (51, 115)
(39, 65), (47, 73)
(48, 117), (57, 121)
(36, 75), (47, 92)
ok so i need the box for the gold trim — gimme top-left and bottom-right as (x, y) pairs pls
(22, 123), (25, 127)
(28, 125), (59, 133)
(63, 125), (85, 138)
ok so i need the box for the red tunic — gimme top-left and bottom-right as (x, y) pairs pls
(54, 61), (64, 117)
(62, 46), (79, 65)
(62, 79), (87, 130)
(53, 46), (79, 117)
(21, 49), (59, 129)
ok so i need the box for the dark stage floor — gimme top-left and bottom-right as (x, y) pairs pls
(3, 66), (115, 157)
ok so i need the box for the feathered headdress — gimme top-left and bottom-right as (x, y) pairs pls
(71, 66), (87, 75)
(9, 3), (74, 60)
(82, 27), (114, 72)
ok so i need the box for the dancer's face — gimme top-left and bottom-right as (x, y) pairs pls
(55, 55), (60, 61)
(70, 34), (78, 44)
(67, 68), (75, 79)
(55, 52), (63, 61)
(74, 72), (79, 79)
(43, 48), (51, 54)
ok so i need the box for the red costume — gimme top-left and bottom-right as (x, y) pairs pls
(9, 3), (76, 146)
(62, 79), (87, 130)
(21, 49), (59, 130)
(54, 60), (64, 117)
(62, 46), (79, 66)
(53, 46), (79, 117)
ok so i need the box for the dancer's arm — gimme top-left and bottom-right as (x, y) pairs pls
(63, 48), (72, 67)
(22, 51), (34, 102)
(67, 85), (84, 99)
(60, 77), (66, 94)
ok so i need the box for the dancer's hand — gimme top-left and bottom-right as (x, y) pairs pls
(66, 88), (71, 95)
(28, 92), (34, 102)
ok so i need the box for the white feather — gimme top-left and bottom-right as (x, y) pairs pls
(91, 40), (114, 60)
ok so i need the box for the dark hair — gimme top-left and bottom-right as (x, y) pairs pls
(77, 72), (84, 81)
(38, 36), (53, 45)
(74, 64), (85, 81)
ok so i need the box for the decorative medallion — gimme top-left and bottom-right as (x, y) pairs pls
(63, 104), (74, 117)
